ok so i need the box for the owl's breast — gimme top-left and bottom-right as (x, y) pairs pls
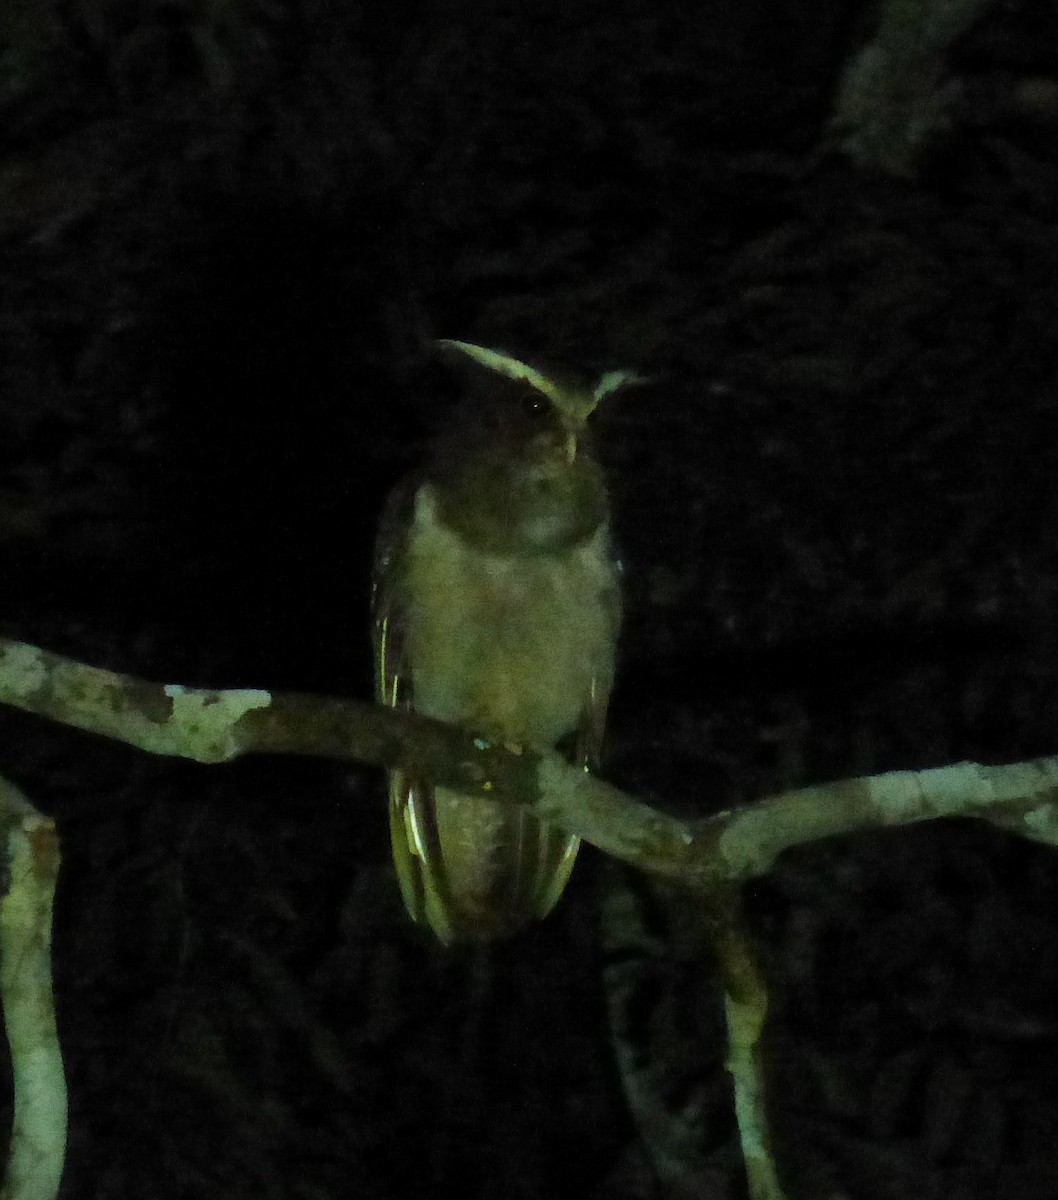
(403, 484), (618, 747)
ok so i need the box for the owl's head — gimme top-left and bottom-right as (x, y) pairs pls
(428, 340), (639, 556)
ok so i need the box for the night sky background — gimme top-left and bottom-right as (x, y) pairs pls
(2, 0), (1058, 1197)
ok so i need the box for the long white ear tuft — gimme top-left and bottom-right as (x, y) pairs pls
(593, 369), (644, 403)
(436, 340), (561, 403)
(436, 339), (641, 429)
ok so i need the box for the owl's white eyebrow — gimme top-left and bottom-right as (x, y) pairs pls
(436, 339), (558, 401)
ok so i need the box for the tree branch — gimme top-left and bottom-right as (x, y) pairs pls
(0, 777), (65, 1200)
(2, 637), (1056, 886)
(5, 635), (1058, 1200)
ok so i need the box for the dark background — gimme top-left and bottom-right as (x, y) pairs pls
(2, 0), (1058, 1196)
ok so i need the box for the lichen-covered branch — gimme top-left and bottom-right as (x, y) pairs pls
(6, 637), (1058, 1200)
(702, 886), (786, 1200)
(1, 637), (1057, 886)
(0, 777), (65, 1200)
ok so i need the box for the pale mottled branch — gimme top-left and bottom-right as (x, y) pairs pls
(701, 888), (787, 1200)
(712, 758), (1058, 880)
(726, 988), (784, 1200)
(0, 635), (516, 779)
(0, 777), (65, 1200)
(7, 639), (1058, 1200)
(2, 637), (1058, 888)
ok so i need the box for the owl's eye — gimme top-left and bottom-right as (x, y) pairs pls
(517, 389), (548, 422)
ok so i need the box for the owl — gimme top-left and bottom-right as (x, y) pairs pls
(371, 340), (632, 941)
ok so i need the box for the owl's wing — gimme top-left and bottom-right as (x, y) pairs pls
(372, 479), (458, 938)
(371, 479), (414, 710)
(572, 559), (621, 775)
(533, 556), (621, 916)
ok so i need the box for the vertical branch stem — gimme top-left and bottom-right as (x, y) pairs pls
(0, 778), (66, 1200)
(704, 886), (788, 1200)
